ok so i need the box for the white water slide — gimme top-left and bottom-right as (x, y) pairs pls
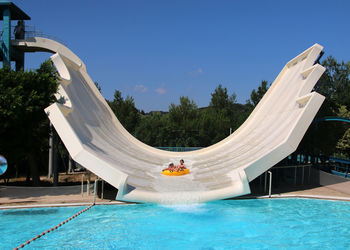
(13, 38), (325, 203)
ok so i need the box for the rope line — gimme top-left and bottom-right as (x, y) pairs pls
(13, 203), (95, 250)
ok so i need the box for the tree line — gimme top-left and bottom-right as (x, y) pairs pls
(112, 85), (254, 147)
(0, 56), (349, 185)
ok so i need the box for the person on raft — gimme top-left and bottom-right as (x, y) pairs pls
(163, 163), (175, 172)
(162, 160), (187, 172)
(177, 159), (186, 171)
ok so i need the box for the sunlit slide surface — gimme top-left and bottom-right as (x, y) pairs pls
(13, 38), (325, 203)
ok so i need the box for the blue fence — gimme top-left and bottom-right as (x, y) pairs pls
(277, 153), (327, 166)
(156, 147), (203, 152)
(329, 156), (350, 179)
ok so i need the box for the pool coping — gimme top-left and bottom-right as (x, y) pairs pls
(1, 194), (350, 210)
(243, 194), (350, 201)
(0, 201), (134, 210)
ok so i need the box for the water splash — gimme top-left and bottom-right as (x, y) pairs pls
(160, 203), (207, 214)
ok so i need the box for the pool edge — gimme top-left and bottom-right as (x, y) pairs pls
(1, 194), (350, 210)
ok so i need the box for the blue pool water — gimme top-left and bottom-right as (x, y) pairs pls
(2, 198), (350, 249)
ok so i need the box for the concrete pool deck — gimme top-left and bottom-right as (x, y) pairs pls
(1, 184), (350, 209)
(252, 186), (350, 201)
(0, 184), (126, 209)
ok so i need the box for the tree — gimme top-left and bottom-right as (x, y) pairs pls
(210, 84), (236, 111)
(316, 56), (350, 108)
(107, 90), (140, 134)
(205, 84), (246, 145)
(198, 107), (231, 145)
(336, 106), (350, 157)
(298, 56), (350, 157)
(168, 96), (199, 147)
(337, 129), (350, 157)
(136, 112), (171, 147)
(0, 61), (59, 185)
(248, 80), (269, 107)
(94, 81), (102, 92)
(169, 96), (198, 128)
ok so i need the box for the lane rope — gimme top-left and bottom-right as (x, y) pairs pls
(13, 203), (95, 250)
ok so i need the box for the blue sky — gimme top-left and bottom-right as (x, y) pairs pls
(4, 0), (350, 111)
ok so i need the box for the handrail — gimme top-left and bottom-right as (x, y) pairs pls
(94, 179), (98, 203)
(329, 156), (350, 164)
(314, 116), (350, 124)
(7, 25), (67, 46)
(328, 157), (350, 178)
(24, 31), (66, 46)
(268, 171), (272, 198)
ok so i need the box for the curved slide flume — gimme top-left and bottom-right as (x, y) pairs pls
(12, 37), (325, 203)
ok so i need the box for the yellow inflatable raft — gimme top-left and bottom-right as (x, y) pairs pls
(162, 168), (190, 176)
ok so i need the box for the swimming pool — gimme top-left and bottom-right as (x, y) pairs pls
(2, 198), (350, 249)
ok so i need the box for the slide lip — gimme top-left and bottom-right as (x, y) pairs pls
(50, 53), (71, 82)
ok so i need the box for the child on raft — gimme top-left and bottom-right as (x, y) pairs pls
(163, 159), (187, 172)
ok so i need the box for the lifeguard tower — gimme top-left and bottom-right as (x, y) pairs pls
(0, 1), (30, 70)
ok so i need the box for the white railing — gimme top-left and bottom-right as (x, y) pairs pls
(9, 25), (67, 45)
